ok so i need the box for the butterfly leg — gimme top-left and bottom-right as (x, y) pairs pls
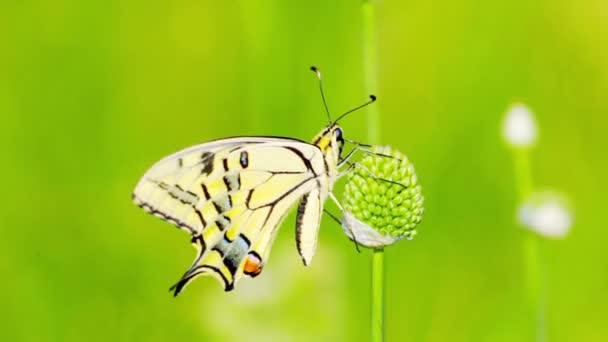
(341, 161), (408, 190)
(340, 148), (404, 168)
(344, 138), (372, 147)
(323, 208), (341, 225)
(328, 191), (344, 211)
(327, 192), (361, 252)
(338, 146), (363, 168)
(339, 139), (405, 168)
(336, 161), (358, 179)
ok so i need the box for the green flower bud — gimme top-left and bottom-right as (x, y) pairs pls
(341, 145), (424, 248)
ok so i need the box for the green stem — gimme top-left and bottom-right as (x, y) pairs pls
(362, 0), (380, 145)
(362, 1), (384, 341)
(513, 148), (533, 200)
(371, 248), (385, 342)
(512, 147), (546, 342)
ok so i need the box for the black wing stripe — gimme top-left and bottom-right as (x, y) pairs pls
(133, 194), (199, 235)
(170, 264), (233, 296)
(201, 183), (211, 200)
(282, 146), (317, 176)
(295, 192), (309, 257)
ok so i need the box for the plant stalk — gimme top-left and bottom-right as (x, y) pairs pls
(362, 0), (380, 145)
(363, 1), (384, 341)
(371, 248), (385, 342)
(513, 147), (546, 342)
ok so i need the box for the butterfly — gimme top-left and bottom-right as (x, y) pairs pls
(132, 67), (376, 295)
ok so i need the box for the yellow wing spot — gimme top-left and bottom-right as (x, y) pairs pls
(223, 207), (251, 241)
(205, 177), (229, 198)
(200, 201), (219, 222)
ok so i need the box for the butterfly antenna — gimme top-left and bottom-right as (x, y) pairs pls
(334, 95), (377, 124)
(310, 66), (333, 123)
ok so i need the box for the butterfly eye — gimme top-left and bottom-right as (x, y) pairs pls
(334, 128), (345, 155)
(335, 128), (343, 141)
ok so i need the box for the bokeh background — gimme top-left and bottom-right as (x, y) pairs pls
(2, 0), (607, 341)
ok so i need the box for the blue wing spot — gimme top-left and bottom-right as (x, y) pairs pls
(240, 151), (249, 168)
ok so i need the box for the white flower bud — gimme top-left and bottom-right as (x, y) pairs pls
(518, 192), (573, 238)
(341, 211), (405, 248)
(503, 103), (537, 147)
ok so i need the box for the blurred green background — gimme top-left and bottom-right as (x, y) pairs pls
(2, 0), (607, 341)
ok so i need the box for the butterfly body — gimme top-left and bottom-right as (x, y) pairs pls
(133, 125), (345, 294)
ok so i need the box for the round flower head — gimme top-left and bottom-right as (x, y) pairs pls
(518, 191), (573, 239)
(341, 145), (424, 248)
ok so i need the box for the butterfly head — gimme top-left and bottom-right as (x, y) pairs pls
(312, 123), (345, 160)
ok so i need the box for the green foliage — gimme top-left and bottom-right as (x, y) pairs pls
(1, 0), (607, 341)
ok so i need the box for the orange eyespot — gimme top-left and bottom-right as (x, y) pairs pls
(243, 252), (263, 278)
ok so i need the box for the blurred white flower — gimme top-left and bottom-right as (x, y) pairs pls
(518, 192), (573, 238)
(503, 103), (537, 147)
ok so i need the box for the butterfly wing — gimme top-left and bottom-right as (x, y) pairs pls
(133, 137), (330, 293)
